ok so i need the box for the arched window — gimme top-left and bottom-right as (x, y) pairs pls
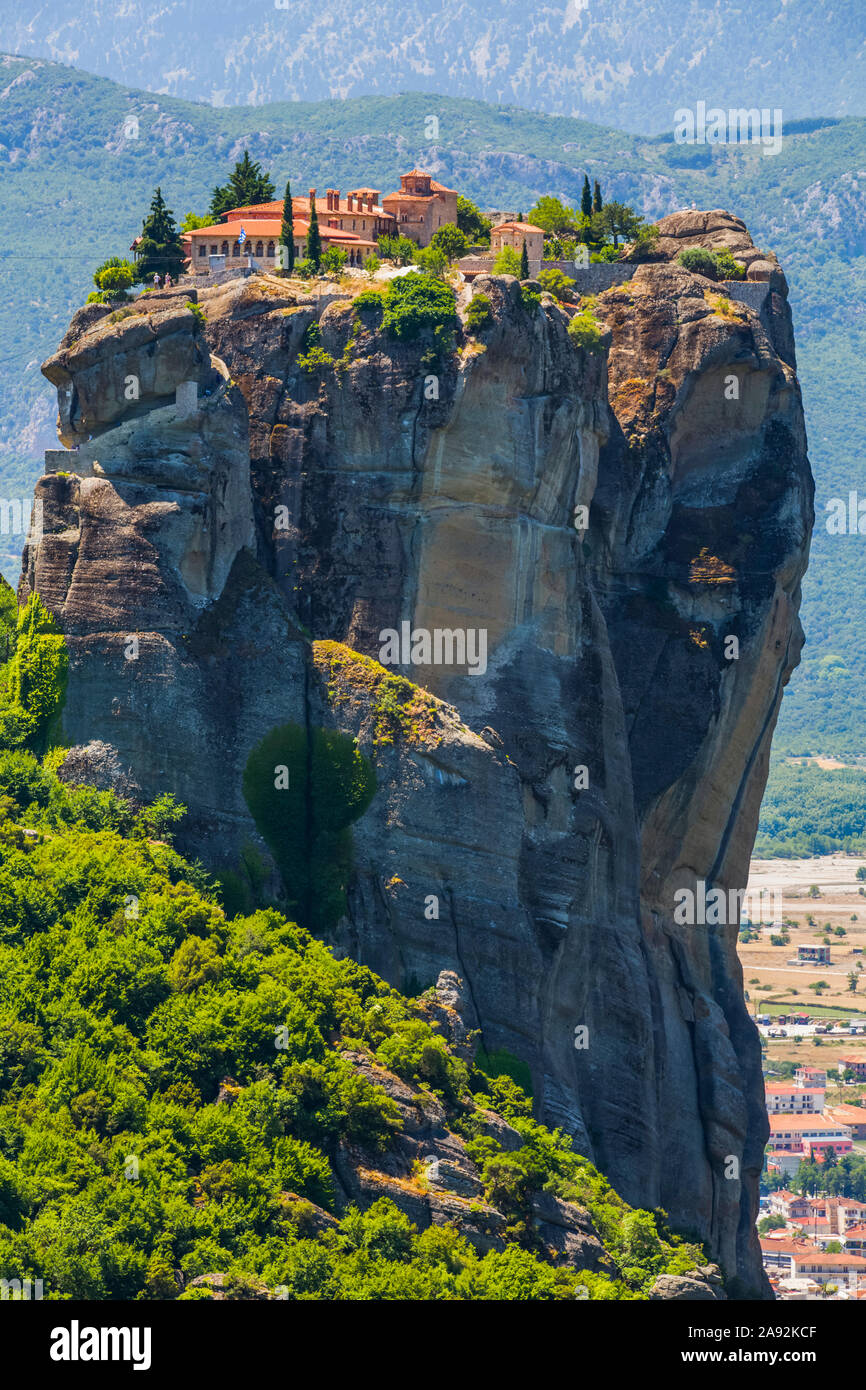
(221, 241), (228, 256)
(232, 242), (240, 257)
(255, 240), (263, 258)
(267, 241), (275, 258)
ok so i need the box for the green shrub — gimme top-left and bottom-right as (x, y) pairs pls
(242, 723), (375, 932)
(568, 310), (605, 354)
(430, 223), (468, 261)
(92, 256), (137, 301)
(378, 273), (457, 345)
(537, 268), (573, 300)
(492, 246), (521, 276)
(714, 249), (746, 280)
(465, 292), (492, 332)
(321, 246), (347, 275)
(377, 234), (418, 267)
(624, 224), (660, 263)
(4, 594), (68, 754)
(677, 246), (719, 279)
(591, 245), (621, 263)
(414, 244), (449, 279)
(296, 320), (334, 373)
(474, 1045), (533, 1095)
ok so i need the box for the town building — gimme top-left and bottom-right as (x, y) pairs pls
(837, 1053), (866, 1081)
(489, 220), (545, 270)
(798, 943), (831, 964)
(825, 1102), (866, 1138)
(794, 1066), (827, 1089)
(381, 169), (458, 247)
(767, 1190), (814, 1222)
(790, 1249), (866, 1289)
(765, 1084), (824, 1114)
(768, 1192), (866, 1234)
(841, 1223), (866, 1254)
(767, 1113), (853, 1160)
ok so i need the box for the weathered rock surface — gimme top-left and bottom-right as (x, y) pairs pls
(649, 1265), (727, 1301)
(22, 211), (813, 1295)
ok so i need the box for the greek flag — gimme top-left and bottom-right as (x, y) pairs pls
(238, 226), (247, 245)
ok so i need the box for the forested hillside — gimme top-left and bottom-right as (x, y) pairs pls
(0, 583), (706, 1300)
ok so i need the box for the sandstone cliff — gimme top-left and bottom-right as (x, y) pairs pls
(22, 209), (813, 1295)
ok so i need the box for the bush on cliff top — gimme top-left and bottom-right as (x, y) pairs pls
(568, 310), (605, 354)
(677, 246), (747, 282)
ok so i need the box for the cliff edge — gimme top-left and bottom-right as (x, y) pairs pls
(21, 209), (813, 1295)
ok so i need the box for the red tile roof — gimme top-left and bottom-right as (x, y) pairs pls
(492, 221), (545, 235)
(768, 1114), (851, 1133)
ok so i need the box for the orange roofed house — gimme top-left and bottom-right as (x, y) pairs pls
(490, 220), (545, 271)
(184, 185), (393, 274)
(185, 171), (460, 274)
(380, 169), (458, 247)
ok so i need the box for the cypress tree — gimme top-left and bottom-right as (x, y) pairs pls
(136, 186), (185, 282)
(306, 196), (321, 270)
(581, 175), (593, 219)
(280, 179), (296, 272)
(520, 238), (530, 279)
(593, 180), (603, 214)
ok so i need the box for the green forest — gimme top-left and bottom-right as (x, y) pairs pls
(755, 761), (866, 858)
(0, 584), (705, 1300)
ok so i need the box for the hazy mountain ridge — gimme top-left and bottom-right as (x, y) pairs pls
(1, 0), (864, 132)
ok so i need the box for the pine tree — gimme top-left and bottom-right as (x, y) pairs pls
(306, 196), (321, 270)
(136, 186), (185, 282)
(280, 179), (296, 272)
(209, 150), (276, 219)
(593, 180), (603, 214)
(520, 238), (530, 279)
(581, 175), (593, 219)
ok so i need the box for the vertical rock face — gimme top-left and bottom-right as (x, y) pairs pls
(22, 214), (813, 1294)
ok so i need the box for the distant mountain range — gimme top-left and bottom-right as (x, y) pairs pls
(0, 53), (864, 763)
(1, 0), (864, 133)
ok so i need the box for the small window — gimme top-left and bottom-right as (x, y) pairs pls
(232, 242), (240, 257)
(210, 244), (218, 255)
(255, 240), (263, 257)
(221, 241), (228, 256)
(198, 243), (207, 256)
(267, 241), (275, 257)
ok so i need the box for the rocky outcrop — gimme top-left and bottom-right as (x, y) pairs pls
(21, 211), (813, 1295)
(649, 1265), (727, 1301)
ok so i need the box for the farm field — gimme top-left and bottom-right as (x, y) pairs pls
(739, 855), (866, 1090)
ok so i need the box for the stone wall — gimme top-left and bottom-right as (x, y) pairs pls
(719, 279), (771, 313)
